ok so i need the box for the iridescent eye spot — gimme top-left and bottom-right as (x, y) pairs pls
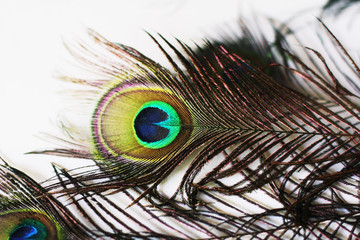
(0, 210), (62, 240)
(133, 101), (181, 149)
(92, 86), (193, 162)
(9, 220), (47, 240)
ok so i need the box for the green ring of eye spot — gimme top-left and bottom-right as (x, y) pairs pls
(133, 101), (181, 149)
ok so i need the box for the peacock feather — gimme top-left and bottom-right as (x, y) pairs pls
(0, 0), (350, 238)
(25, 15), (360, 239)
(0, 157), (97, 239)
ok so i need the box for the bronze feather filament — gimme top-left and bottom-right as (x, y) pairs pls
(1, 1), (360, 239)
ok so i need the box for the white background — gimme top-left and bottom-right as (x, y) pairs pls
(0, 0), (357, 181)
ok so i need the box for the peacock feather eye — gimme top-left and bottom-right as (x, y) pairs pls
(0, 210), (63, 240)
(133, 100), (181, 149)
(92, 85), (193, 162)
(9, 220), (47, 240)
(0, 161), (97, 239)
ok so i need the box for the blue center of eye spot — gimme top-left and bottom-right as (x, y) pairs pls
(10, 225), (38, 240)
(134, 107), (170, 143)
(133, 101), (181, 149)
(9, 220), (47, 240)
